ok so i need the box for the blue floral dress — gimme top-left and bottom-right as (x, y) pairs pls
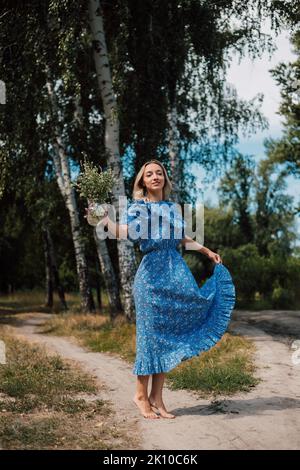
(120, 198), (236, 376)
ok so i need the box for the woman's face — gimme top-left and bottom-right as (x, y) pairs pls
(142, 163), (165, 193)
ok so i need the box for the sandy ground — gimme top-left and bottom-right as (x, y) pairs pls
(4, 309), (300, 450)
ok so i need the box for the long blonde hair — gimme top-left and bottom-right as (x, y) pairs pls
(132, 159), (172, 201)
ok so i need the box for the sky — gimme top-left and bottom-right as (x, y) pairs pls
(192, 28), (299, 235)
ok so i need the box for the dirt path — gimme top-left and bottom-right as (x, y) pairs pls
(6, 310), (300, 450)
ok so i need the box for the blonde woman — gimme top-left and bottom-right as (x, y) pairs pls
(90, 159), (235, 420)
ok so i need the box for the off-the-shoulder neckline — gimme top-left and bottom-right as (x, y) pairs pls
(133, 199), (173, 204)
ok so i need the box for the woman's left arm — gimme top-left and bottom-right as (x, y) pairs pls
(181, 236), (222, 264)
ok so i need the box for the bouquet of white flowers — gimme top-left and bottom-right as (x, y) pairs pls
(73, 160), (116, 226)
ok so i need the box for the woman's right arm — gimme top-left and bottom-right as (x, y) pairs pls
(87, 209), (128, 239)
(107, 217), (128, 239)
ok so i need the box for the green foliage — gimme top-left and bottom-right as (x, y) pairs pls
(271, 285), (292, 309)
(221, 244), (263, 301)
(184, 146), (299, 308)
(0, 0), (299, 307)
(218, 153), (255, 244)
(202, 206), (237, 248)
(72, 160), (116, 203)
(266, 30), (300, 181)
(221, 246), (300, 308)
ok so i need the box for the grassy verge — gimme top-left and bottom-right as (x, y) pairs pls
(40, 313), (137, 362)
(0, 326), (139, 450)
(0, 289), (110, 315)
(40, 313), (260, 397)
(166, 333), (259, 396)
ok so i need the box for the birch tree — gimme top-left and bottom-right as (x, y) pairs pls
(72, 94), (122, 318)
(88, 0), (137, 321)
(46, 77), (95, 313)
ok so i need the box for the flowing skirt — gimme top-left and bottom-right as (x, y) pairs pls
(132, 247), (236, 375)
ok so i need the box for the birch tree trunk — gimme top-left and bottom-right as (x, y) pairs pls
(46, 77), (95, 313)
(88, 0), (137, 322)
(168, 99), (181, 204)
(72, 94), (122, 319)
(95, 262), (102, 309)
(168, 98), (184, 256)
(93, 229), (122, 318)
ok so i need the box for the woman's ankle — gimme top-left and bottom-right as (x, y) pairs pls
(134, 393), (148, 402)
(149, 394), (163, 404)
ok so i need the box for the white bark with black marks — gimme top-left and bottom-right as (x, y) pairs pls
(73, 91), (122, 319)
(89, 0), (137, 322)
(46, 77), (95, 313)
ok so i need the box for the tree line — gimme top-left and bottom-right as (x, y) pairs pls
(0, 0), (299, 316)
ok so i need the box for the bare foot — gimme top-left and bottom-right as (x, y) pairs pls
(133, 396), (160, 419)
(148, 395), (176, 419)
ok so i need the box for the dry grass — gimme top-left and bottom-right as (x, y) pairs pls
(0, 290), (260, 399)
(0, 325), (140, 450)
(0, 290), (110, 315)
(40, 314), (259, 397)
(40, 313), (137, 362)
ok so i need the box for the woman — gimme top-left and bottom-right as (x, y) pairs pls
(90, 159), (235, 420)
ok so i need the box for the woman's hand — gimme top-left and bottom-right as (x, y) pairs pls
(84, 205), (109, 227)
(98, 211), (109, 227)
(206, 249), (222, 264)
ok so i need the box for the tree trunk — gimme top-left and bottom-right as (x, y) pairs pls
(73, 89), (122, 319)
(88, 0), (137, 322)
(93, 229), (122, 318)
(168, 99), (181, 204)
(45, 226), (68, 311)
(43, 230), (53, 308)
(95, 265), (102, 310)
(168, 98), (184, 256)
(46, 76), (95, 313)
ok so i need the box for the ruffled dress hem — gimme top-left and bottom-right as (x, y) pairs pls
(132, 263), (235, 375)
